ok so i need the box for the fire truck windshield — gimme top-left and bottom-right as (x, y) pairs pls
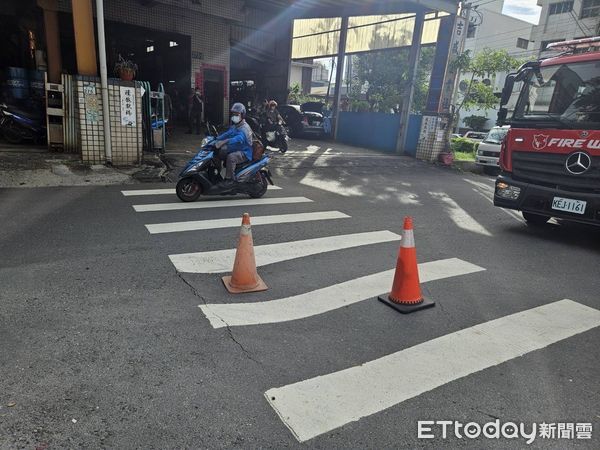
(512, 60), (600, 130)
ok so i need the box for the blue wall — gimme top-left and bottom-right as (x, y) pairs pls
(404, 114), (422, 157)
(336, 112), (421, 156)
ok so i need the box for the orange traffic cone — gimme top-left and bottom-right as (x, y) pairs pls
(378, 217), (435, 313)
(222, 213), (268, 294)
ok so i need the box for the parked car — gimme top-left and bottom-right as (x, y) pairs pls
(279, 103), (325, 138)
(463, 131), (487, 142)
(476, 126), (510, 174)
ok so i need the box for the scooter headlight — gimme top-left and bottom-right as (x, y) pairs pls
(202, 136), (216, 147)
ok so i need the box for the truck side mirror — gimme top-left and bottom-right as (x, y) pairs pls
(500, 75), (515, 106)
(497, 107), (508, 125)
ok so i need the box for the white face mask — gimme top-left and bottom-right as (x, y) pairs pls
(231, 115), (241, 124)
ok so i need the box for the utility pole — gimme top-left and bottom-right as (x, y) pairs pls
(450, 2), (473, 134)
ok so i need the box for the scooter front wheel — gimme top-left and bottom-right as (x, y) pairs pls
(176, 177), (202, 202)
(2, 122), (24, 144)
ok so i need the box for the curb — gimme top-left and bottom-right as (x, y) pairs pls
(452, 160), (483, 174)
(133, 153), (169, 182)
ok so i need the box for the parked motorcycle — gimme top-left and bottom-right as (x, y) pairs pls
(0, 103), (46, 145)
(175, 135), (279, 202)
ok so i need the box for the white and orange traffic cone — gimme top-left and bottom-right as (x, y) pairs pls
(222, 213), (268, 294)
(378, 217), (435, 313)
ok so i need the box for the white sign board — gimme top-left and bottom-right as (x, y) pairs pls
(120, 86), (136, 127)
(438, 15), (467, 114)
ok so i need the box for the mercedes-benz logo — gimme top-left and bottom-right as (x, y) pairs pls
(565, 152), (592, 175)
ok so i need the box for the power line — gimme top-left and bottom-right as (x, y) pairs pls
(471, 0), (502, 9)
(569, 10), (593, 37)
(468, 24), (535, 41)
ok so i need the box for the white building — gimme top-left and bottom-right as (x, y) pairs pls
(457, 1), (535, 131)
(289, 60), (315, 94)
(531, 0), (600, 57)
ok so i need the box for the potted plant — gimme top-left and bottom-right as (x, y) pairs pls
(438, 149), (454, 165)
(114, 55), (138, 81)
(438, 132), (455, 166)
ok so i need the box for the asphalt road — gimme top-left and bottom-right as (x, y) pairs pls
(1, 139), (599, 449)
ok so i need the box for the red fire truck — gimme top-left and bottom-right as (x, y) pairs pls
(494, 37), (600, 225)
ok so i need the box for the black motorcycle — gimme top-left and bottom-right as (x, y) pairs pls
(0, 103), (46, 145)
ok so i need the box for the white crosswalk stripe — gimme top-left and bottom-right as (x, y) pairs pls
(429, 191), (492, 236)
(145, 211), (350, 234)
(265, 299), (600, 442)
(199, 258), (485, 328)
(122, 186), (282, 196)
(170, 230), (401, 274)
(119, 178), (534, 444)
(133, 196), (312, 212)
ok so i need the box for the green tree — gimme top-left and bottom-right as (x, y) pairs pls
(463, 115), (489, 130)
(451, 48), (524, 129)
(347, 46), (435, 113)
(288, 82), (321, 105)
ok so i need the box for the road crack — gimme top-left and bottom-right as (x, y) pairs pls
(476, 409), (500, 420)
(175, 270), (263, 367)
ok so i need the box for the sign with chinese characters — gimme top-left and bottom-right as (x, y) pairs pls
(84, 82), (99, 123)
(438, 15), (467, 114)
(120, 86), (136, 127)
(419, 115), (440, 141)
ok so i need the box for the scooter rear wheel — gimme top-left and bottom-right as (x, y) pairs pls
(278, 138), (288, 153)
(176, 177), (202, 202)
(248, 173), (268, 198)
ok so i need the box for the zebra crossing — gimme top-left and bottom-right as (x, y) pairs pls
(120, 185), (600, 443)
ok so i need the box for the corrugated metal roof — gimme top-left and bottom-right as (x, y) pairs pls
(247, 0), (458, 16)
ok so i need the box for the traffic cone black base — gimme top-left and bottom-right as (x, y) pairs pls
(378, 294), (435, 314)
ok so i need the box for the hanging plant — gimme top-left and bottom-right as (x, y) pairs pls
(114, 54), (138, 81)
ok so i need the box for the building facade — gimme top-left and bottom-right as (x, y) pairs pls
(531, 0), (600, 57)
(0, 0), (292, 126)
(457, 1), (535, 131)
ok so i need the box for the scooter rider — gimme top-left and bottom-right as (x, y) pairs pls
(213, 103), (254, 188)
(261, 100), (284, 142)
(265, 100), (283, 127)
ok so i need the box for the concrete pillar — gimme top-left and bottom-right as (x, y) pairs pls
(37, 0), (62, 83)
(71, 0), (97, 76)
(395, 10), (425, 154)
(424, 15), (454, 112)
(331, 15), (349, 139)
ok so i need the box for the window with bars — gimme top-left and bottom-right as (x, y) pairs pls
(467, 23), (476, 38)
(516, 38), (529, 49)
(549, 1), (573, 15)
(581, 0), (600, 18)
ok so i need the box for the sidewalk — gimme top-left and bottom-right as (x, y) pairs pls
(0, 142), (165, 188)
(0, 129), (484, 188)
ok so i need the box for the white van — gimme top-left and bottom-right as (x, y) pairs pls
(476, 126), (510, 173)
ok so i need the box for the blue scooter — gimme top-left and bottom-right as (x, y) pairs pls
(175, 135), (277, 202)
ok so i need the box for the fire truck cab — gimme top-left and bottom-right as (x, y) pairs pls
(494, 37), (600, 226)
